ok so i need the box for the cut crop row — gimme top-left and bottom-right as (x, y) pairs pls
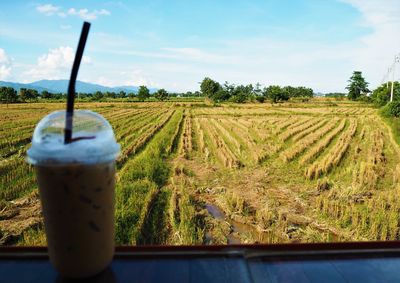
(219, 118), (264, 164)
(168, 163), (204, 245)
(305, 119), (357, 179)
(0, 159), (35, 201)
(198, 118), (242, 168)
(291, 119), (329, 142)
(210, 119), (242, 158)
(280, 119), (340, 162)
(115, 110), (183, 244)
(114, 109), (165, 144)
(111, 109), (157, 135)
(352, 129), (386, 191)
(299, 119), (347, 165)
(117, 110), (175, 169)
(279, 118), (321, 142)
(178, 113), (193, 159)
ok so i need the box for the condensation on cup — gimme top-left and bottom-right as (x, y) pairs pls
(27, 110), (120, 278)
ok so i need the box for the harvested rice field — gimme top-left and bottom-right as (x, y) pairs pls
(1, 100), (399, 245)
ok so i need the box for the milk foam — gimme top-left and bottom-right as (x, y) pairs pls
(27, 110), (120, 165)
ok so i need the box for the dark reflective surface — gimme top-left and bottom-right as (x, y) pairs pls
(2, 245), (400, 283)
(55, 267), (116, 283)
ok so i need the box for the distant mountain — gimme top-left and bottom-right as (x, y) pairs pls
(0, 80), (157, 94)
(0, 81), (52, 93)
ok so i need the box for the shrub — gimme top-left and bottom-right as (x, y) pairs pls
(382, 101), (400, 118)
(356, 95), (372, 103)
(255, 96), (265, 103)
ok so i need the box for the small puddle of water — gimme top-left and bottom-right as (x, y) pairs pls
(205, 203), (271, 244)
(205, 204), (225, 220)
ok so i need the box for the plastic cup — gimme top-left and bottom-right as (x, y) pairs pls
(27, 110), (120, 278)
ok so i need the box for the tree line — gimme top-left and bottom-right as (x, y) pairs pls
(200, 77), (313, 103)
(371, 82), (400, 117)
(2, 73), (397, 114)
(0, 85), (205, 104)
(1, 78), (315, 105)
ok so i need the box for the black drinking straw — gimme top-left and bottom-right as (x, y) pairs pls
(64, 22), (91, 144)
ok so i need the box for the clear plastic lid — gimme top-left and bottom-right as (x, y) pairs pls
(27, 110), (120, 165)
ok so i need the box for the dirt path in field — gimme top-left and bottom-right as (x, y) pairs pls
(0, 191), (42, 245)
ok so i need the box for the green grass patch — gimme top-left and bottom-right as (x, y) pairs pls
(115, 110), (183, 244)
(380, 115), (400, 146)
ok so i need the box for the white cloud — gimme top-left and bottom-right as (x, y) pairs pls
(342, 0), (400, 26)
(122, 70), (158, 87)
(36, 4), (110, 20)
(90, 43), (236, 65)
(36, 4), (59, 16)
(0, 49), (10, 64)
(341, 0), (400, 87)
(24, 46), (91, 81)
(94, 69), (158, 88)
(29, 1), (399, 92)
(0, 48), (11, 80)
(67, 8), (110, 20)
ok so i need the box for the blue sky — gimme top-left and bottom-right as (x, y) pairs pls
(0, 0), (399, 92)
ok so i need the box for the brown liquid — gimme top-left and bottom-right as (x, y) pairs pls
(36, 162), (115, 278)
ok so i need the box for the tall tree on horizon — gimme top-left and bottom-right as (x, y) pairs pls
(137, 85), (150, 101)
(346, 71), (369, 100)
(200, 77), (221, 101)
(155, 88), (168, 101)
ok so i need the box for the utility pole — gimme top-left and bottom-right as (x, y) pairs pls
(391, 64), (395, 102)
(387, 68), (390, 88)
(391, 54), (400, 102)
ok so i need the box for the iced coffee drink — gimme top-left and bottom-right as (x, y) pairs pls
(27, 110), (120, 278)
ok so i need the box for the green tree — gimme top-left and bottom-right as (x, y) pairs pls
(155, 88), (168, 101)
(19, 88), (38, 101)
(297, 86), (313, 98)
(54, 93), (64, 100)
(104, 91), (117, 99)
(264, 85), (289, 103)
(346, 71), (369, 100)
(282, 86), (313, 98)
(78, 93), (89, 99)
(255, 95), (265, 103)
(283, 86), (296, 98)
(231, 84), (253, 103)
(137, 86), (150, 101)
(223, 81), (235, 98)
(92, 91), (104, 100)
(41, 90), (53, 99)
(371, 82), (399, 106)
(254, 82), (262, 96)
(213, 89), (230, 101)
(382, 101), (400, 118)
(28, 89), (39, 100)
(200, 77), (221, 101)
(0, 87), (18, 104)
(118, 91), (127, 98)
(371, 84), (390, 106)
